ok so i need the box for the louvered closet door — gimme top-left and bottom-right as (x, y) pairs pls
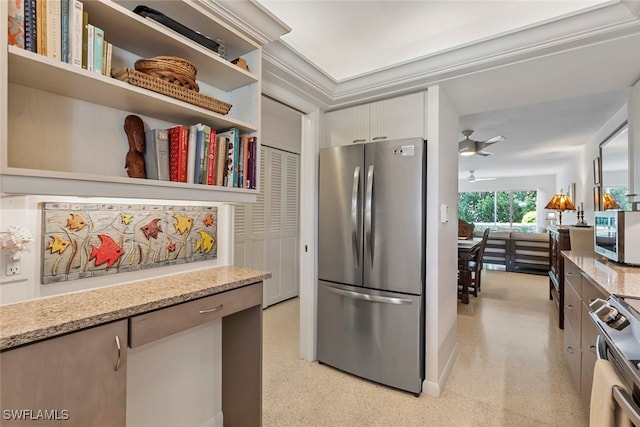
(234, 146), (299, 308)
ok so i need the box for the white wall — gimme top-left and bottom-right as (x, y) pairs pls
(261, 96), (302, 154)
(629, 79), (640, 204)
(424, 85), (459, 396)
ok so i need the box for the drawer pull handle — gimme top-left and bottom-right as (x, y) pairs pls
(589, 345), (596, 353)
(372, 136), (387, 141)
(567, 346), (575, 354)
(114, 335), (122, 372)
(199, 304), (223, 314)
(352, 139), (366, 143)
(567, 304), (574, 310)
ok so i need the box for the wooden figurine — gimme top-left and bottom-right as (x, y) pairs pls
(124, 115), (146, 178)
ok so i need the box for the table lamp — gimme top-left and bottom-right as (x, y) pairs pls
(544, 192), (575, 226)
(602, 193), (619, 210)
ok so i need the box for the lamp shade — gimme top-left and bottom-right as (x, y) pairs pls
(602, 193), (619, 210)
(544, 193), (576, 211)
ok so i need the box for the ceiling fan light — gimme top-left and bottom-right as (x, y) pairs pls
(460, 151), (475, 156)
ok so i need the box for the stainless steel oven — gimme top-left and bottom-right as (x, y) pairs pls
(590, 295), (640, 425)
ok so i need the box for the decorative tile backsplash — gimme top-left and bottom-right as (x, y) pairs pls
(41, 203), (217, 284)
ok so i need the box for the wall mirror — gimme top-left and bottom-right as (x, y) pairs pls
(599, 121), (629, 210)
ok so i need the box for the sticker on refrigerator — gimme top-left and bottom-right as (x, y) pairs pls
(393, 145), (415, 156)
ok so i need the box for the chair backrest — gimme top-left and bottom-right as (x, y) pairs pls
(458, 219), (475, 240)
(475, 228), (490, 265)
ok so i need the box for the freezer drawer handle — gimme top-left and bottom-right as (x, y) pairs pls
(365, 165), (374, 265)
(351, 166), (361, 268)
(325, 285), (413, 305)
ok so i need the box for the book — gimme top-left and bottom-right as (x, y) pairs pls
(218, 128), (239, 187)
(242, 135), (251, 189)
(195, 124), (212, 185)
(86, 23), (93, 71)
(60, 0), (69, 63)
(186, 124), (198, 183)
(92, 26), (104, 74)
(193, 125), (205, 184)
(168, 125), (189, 182)
(144, 129), (170, 181)
(36, 0), (46, 55)
(81, 10), (88, 68)
(247, 136), (257, 189)
(24, 0), (36, 52)
(69, 0), (82, 67)
(216, 134), (229, 187)
(206, 129), (217, 185)
(8, 0), (25, 49)
(46, 0), (61, 60)
(103, 41), (112, 76)
(236, 135), (244, 189)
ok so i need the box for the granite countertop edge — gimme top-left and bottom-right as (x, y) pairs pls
(562, 250), (640, 298)
(0, 266), (271, 351)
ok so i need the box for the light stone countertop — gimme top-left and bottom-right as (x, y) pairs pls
(562, 250), (640, 298)
(0, 266), (271, 351)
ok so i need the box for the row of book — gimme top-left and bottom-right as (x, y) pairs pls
(145, 125), (257, 189)
(8, 0), (113, 76)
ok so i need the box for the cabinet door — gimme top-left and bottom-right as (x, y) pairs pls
(0, 320), (127, 426)
(325, 105), (369, 147)
(369, 92), (425, 142)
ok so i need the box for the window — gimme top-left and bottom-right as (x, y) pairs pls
(459, 190), (538, 232)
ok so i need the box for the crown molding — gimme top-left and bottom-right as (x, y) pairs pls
(198, 0), (290, 45)
(258, 0), (640, 111)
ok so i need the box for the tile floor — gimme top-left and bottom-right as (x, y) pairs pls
(262, 270), (588, 426)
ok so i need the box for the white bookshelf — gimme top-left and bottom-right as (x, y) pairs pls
(2, 0), (263, 202)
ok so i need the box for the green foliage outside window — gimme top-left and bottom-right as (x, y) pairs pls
(459, 190), (538, 232)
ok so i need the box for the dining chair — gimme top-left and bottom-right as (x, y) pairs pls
(467, 228), (490, 297)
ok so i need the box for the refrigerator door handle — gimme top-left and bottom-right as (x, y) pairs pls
(324, 285), (413, 305)
(365, 165), (374, 265)
(351, 166), (361, 268)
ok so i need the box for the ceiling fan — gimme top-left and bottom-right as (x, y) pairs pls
(458, 130), (505, 156)
(467, 170), (496, 183)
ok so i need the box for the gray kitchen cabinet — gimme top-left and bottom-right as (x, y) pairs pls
(325, 92), (425, 147)
(562, 255), (606, 416)
(1, 320), (128, 426)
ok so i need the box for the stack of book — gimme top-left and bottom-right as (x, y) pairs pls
(8, 0), (113, 76)
(144, 124), (257, 189)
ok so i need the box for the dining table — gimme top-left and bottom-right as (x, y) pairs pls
(458, 239), (481, 304)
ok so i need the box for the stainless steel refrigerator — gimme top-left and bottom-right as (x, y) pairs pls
(317, 137), (425, 395)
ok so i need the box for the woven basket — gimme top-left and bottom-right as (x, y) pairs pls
(113, 68), (231, 115)
(135, 56), (199, 92)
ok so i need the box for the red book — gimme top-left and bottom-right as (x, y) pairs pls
(169, 125), (189, 182)
(207, 129), (217, 185)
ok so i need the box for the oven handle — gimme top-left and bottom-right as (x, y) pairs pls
(596, 336), (640, 424)
(613, 386), (640, 426)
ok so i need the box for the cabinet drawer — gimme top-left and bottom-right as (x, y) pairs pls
(564, 320), (582, 392)
(564, 280), (582, 335)
(564, 260), (582, 296)
(129, 282), (262, 348)
(582, 278), (606, 309)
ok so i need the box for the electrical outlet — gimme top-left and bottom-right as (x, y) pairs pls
(1, 253), (26, 284)
(7, 259), (21, 276)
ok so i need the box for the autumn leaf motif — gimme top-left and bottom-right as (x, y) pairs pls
(203, 213), (213, 227)
(121, 214), (133, 225)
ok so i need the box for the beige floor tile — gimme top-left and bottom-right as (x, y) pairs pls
(263, 270), (588, 426)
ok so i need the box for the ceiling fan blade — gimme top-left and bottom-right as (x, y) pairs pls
(485, 135), (505, 144)
(474, 177), (497, 181)
(476, 151), (493, 156)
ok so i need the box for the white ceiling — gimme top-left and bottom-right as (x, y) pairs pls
(253, 0), (640, 181)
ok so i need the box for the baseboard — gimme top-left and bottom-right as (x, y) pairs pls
(422, 342), (459, 397)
